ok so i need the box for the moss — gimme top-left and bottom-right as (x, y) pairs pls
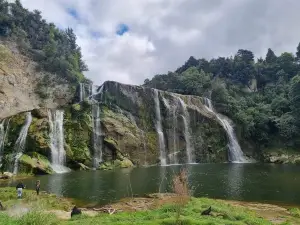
(99, 157), (134, 170)
(63, 105), (92, 165)
(72, 103), (81, 111)
(18, 153), (53, 175)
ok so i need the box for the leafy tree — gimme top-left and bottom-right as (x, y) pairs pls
(265, 48), (277, 63)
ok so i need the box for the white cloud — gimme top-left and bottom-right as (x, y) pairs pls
(20, 0), (300, 85)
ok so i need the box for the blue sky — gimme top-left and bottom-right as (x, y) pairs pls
(116, 23), (129, 36)
(20, 0), (300, 86)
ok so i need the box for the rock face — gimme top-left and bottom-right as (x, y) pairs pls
(1, 80), (231, 173)
(92, 81), (228, 165)
(0, 41), (73, 120)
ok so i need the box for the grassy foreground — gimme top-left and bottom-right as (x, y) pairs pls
(0, 187), (299, 225)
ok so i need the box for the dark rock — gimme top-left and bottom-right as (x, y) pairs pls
(71, 206), (82, 217)
(201, 206), (211, 215)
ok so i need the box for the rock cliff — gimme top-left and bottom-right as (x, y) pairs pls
(1, 80), (230, 174)
(0, 40), (74, 119)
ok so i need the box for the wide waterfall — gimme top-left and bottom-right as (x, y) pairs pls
(48, 109), (70, 173)
(0, 119), (10, 166)
(13, 112), (32, 174)
(177, 97), (195, 164)
(203, 98), (247, 163)
(153, 89), (167, 166)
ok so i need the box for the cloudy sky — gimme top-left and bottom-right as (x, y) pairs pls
(20, 0), (300, 86)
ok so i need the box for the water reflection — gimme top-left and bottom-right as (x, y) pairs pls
(226, 163), (244, 199)
(3, 164), (300, 206)
(159, 166), (167, 193)
(48, 173), (64, 196)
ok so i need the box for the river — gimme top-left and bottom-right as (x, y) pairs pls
(1, 163), (300, 206)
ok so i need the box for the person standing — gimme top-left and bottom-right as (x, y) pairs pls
(36, 180), (40, 195)
(16, 182), (25, 199)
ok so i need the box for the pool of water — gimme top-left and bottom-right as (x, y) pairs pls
(2, 163), (300, 206)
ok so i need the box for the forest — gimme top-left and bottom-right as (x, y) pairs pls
(144, 47), (300, 152)
(0, 0), (87, 83)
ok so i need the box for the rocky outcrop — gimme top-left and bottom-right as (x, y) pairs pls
(263, 150), (300, 164)
(0, 40), (74, 119)
(93, 81), (228, 165)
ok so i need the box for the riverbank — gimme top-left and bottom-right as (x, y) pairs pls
(0, 188), (300, 224)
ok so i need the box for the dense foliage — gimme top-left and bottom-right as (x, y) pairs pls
(0, 0), (87, 83)
(144, 46), (300, 152)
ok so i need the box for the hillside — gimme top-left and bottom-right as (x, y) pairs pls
(0, 0), (88, 119)
(144, 48), (300, 157)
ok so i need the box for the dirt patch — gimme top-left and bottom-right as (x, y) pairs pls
(224, 200), (300, 225)
(6, 203), (30, 217)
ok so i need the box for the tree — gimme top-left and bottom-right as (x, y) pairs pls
(175, 56), (198, 74)
(236, 49), (254, 63)
(265, 48), (277, 63)
(289, 75), (300, 117)
(277, 52), (296, 78)
(296, 42), (300, 60)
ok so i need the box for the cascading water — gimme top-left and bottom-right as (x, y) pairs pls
(0, 119), (10, 166)
(153, 89), (167, 166)
(203, 98), (247, 163)
(91, 85), (104, 169)
(79, 83), (85, 102)
(170, 105), (179, 164)
(177, 97), (194, 164)
(48, 109), (70, 173)
(161, 96), (179, 165)
(13, 112), (32, 174)
(92, 103), (103, 168)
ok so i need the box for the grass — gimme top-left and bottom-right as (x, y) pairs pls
(0, 187), (300, 224)
(0, 187), (72, 211)
(0, 198), (274, 225)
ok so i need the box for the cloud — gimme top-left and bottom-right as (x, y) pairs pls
(20, 0), (300, 85)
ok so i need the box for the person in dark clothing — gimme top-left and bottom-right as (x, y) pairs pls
(16, 182), (25, 199)
(71, 206), (81, 217)
(36, 180), (40, 195)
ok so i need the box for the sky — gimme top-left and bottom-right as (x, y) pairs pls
(20, 0), (300, 86)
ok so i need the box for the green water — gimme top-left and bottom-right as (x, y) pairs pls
(2, 164), (300, 206)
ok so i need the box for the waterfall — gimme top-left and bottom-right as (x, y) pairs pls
(79, 83), (85, 102)
(177, 97), (195, 164)
(48, 109), (70, 173)
(92, 103), (103, 168)
(203, 98), (247, 163)
(153, 89), (167, 166)
(161, 96), (179, 165)
(13, 112), (32, 174)
(171, 105), (179, 164)
(0, 119), (10, 166)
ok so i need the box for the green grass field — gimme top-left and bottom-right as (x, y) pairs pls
(0, 187), (299, 225)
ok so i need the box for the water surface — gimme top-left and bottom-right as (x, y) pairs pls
(2, 164), (300, 206)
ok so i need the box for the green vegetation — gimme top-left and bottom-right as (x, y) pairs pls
(0, 0), (88, 83)
(1, 185), (300, 225)
(0, 187), (71, 211)
(144, 47), (300, 155)
(0, 196), (295, 225)
(64, 102), (93, 167)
